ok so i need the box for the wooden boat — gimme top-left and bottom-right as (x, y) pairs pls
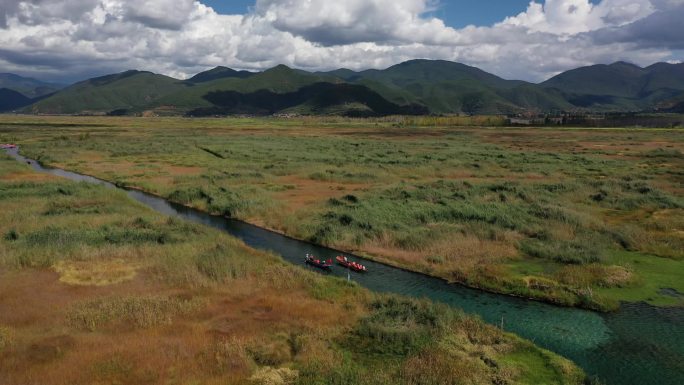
(336, 255), (367, 272)
(305, 254), (332, 270)
(1, 144), (17, 149)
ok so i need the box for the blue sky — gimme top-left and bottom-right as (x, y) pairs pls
(202, 0), (540, 28)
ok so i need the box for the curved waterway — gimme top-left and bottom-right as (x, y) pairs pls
(5, 147), (683, 385)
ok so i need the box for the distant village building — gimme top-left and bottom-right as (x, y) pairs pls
(508, 117), (546, 125)
(546, 117), (564, 125)
(507, 112), (610, 126)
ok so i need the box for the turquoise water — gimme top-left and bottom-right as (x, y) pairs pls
(6, 148), (683, 385)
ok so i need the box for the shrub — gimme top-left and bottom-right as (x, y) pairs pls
(426, 255), (445, 265)
(248, 342), (292, 367)
(207, 188), (252, 217)
(307, 276), (360, 302)
(103, 227), (174, 245)
(168, 187), (211, 204)
(327, 198), (344, 206)
(23, 222), (181, 248)
(4, 228), (19, 241)
(308, 224), (339, 245)
(520, 238), (604, 265)
(195, 244), (248, 282)
(338, 214), (354, 226)
(43, 199), (109, 216)
(346, 296), (457, 356)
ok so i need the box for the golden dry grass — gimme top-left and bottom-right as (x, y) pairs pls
(54, 258), (142, 286)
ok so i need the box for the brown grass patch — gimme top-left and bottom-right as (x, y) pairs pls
(54, 258), (141, 286)
(167, 165), (203, 176)
(0, 172), (57, 182)
(0, 267), (156, 328)
(271, 176), (371, 213)
(556, 264), (634, 288)
(25, 335), (76, 364)
(207, 285), (360, 339)
(0, 265), (362, 385)
(402, 349), (488, 385)
(248, 367), (299, 385)
(0, 325), (14, 352)
(361, 231), (520, 277)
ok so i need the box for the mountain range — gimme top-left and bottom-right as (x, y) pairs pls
(2, 60), (684, 116)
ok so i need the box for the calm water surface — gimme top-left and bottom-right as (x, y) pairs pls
(5, 147), (683, 385)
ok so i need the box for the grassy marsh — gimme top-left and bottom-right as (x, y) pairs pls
(0, 150), (585, 384)
(1, 115), (683, 311)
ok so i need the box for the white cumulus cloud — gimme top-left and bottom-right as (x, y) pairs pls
(0, 0), (681, 82)
(500, 0), (654, 34)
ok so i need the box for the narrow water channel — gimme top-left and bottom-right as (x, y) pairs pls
(5, 147), (683, 385)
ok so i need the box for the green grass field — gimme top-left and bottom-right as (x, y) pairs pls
(0, 145), (585, 385)
(1, 115), (682, 311)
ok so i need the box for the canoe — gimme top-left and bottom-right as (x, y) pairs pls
(336, 255), (368, 272)
(305, 255), (333, 270)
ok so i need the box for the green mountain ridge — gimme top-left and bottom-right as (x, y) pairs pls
(541, 61), (684, 110)
(323, 60), (525, 113)
(144, 65), (343, 114)
(186, 82), (428, 117)
(28, 70), (188, 114)
(16, 60), (684, 116)
(187, 66), (254, 83)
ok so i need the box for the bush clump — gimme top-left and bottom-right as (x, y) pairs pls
(22, 219), (186, 248)
(346, 296), (457, 356)
(168, 187), (211, 204)
(195, 244), (248, 282)
(520, 238), (604, 265)
(4, 228), (19, 241)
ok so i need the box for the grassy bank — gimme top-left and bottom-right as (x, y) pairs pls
(1, 115), (683, 311)
(0, 151), (585, 384)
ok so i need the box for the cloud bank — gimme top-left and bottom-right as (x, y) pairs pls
(0, 0), (682, 82)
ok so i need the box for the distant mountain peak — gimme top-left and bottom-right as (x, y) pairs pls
(391, 59), (468, 68)
(0, 72), (65, 98)
(188, 66), (253, 83)
(646, 61), (684, 70)
(267, 64), (294, 72)
(610, 61), (640, 67)
(87, 70), (153, 87)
